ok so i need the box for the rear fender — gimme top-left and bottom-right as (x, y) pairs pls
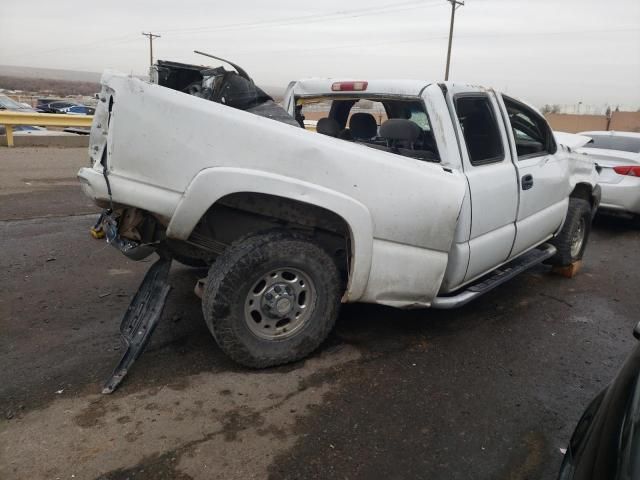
(167, 167), (373, 301)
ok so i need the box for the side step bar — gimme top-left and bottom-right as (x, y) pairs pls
(102, 255), (172, 394)
(431, 243), (556, 310)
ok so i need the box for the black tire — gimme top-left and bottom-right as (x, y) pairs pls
(202, 230), (342, 368)
(548, 197), (592, 267)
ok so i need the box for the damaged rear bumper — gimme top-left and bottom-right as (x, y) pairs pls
(102, 255), (172, 394)
(77, 167), (182, 221)
(100, 211), (157, 261)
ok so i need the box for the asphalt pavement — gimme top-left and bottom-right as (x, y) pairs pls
(1, 147), (639, 480)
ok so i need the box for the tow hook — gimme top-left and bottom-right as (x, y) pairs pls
(102, 253), (173, 394)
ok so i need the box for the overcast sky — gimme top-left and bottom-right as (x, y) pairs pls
(2, 0), (639, 108)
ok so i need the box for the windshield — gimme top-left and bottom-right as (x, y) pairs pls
(585, 135), (640, 154)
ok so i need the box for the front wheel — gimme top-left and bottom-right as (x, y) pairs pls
(202, 230), (342, 368)
(548, 197), (592, 267)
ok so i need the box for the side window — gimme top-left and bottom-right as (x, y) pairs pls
(402, 102), (430, 131)
(455, 95), (504, 166)
(503, 96), (557, 159)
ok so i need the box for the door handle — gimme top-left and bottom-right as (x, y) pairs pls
(521, 174), (534, 190)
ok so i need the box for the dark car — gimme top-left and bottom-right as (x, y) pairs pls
(64, 105), (95, 115)
(558, 322), (640, 479)
(42, 100), (79, 113)
(35, 98), (63, 113)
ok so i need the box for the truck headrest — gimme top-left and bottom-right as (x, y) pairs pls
(380, 119), (422, 143)
(317, 117), (340, 137)
(349, 113), (378, 140)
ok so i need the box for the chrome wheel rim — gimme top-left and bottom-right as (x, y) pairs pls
(570, 217), (586, 258)
(244, 267), (316, 340)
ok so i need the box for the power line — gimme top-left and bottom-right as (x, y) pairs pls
(224, 27), (640, 57)
(1, 1), (438, 60)
(444, 0), (464, 81)
(158, 1), (437, 36)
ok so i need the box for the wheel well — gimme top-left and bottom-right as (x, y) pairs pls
(184, 192), (353, 275)
(570, 183), (596, 209)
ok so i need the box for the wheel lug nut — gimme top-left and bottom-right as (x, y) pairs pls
(274, 286), (281, 293)
(265, 293), (273, 300)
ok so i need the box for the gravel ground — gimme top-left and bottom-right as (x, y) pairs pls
(1, 147), (638, 480)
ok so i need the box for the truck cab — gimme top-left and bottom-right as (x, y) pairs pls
(283, 79), (596, 294)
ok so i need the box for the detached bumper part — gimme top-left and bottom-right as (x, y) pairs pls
(102, 256), (172, 394)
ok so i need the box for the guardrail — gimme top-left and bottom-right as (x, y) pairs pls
(0, 111), (94, 147)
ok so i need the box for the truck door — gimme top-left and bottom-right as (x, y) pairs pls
(446, 87), (519, 283)
(496, 95), (569, 258)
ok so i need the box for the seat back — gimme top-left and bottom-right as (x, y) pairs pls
(379, 119), (439, 162)
(316, 117), (340, 137)
(379, 119), (422, 149)
(349, 113), (378, 140)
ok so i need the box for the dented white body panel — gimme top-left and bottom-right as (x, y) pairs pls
(79, 72), (598, 308)
(79, 73), (466, 307)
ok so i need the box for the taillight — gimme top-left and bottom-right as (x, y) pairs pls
(331, 81), (368, 92)
(613, 166), (640, 176)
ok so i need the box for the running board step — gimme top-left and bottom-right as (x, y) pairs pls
(431, 243), (556, 310)
(102, 255), (172, 394)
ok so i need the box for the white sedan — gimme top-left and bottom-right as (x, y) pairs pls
(576, 131), (640, 217)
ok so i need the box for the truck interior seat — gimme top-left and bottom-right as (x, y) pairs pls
(379, 119), (422, 149)
(364, 119), (439, 162)
(349, 113), (378, 140)
(316, 117), (341, 137)
(338, 128), (353, 140)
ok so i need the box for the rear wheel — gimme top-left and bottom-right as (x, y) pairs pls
(549, 197), (592, 267)
(202, 230), (342, 368)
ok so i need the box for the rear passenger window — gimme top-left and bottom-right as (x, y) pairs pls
(503, 96), (557, 159)
(455, 95), (504, 166)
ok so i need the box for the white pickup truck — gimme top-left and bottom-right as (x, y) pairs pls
(78, 58), (600, 390)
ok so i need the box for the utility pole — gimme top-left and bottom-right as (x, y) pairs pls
(444, 0), (464, 81)
(142, 32), (161, 70)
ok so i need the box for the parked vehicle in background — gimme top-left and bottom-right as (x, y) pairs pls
(35, 97), (60, 112)
(0, 94), (35, 113)
(34, 98), (96, 116)
(64, 105), (95, 115)
(558, 321), (640, 480)
(79, 56), (600, 391)
(0, 94), (46, 135)
(577, 131), (640, 219)
(38, 100), (77, 113)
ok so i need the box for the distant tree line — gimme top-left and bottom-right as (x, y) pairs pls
(540, 104), (561, 114)
(0, 75), (100, 97)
